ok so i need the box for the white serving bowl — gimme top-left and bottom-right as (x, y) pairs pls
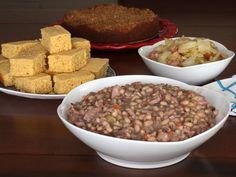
(138, 37), (235, 85)
(57, 75), (230, 169)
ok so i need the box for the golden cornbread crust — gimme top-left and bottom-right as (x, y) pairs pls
(41, 25), (72, 54)
(81, 58), (109, 79)
(71, 37), (91, 58)
(0, 55), (8, 64)
(14, 73), (52, 94)
(63, 4), (160, 43)
(0, 61), (13, 87)
(10, 47), (46, 77)
(47, 48), (87, 73)
(53, 70), (95, 94)
(1, 40), (39, 58)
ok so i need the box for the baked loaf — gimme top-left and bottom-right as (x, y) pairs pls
(10, 44), (46, 76)
(71, 37), (91, 58)
(0, 61), (13, 87)
(14, 73), (52, 94)
(1, 40), (39, 58)
(40, 25), (72, 54)
(47, 48), (87, 73)
(81, 58), (109, 79)
(63, 4), (160, 43)
(0, 55), (8, 64)
(53, 70), (95, 94)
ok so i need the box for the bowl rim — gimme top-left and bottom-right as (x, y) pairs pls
(138, 37), (235, 70)
(58, 75), (231, 145)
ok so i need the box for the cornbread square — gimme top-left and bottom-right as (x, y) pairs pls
(81, 58), (109, 78)
(0, 55), (8, 64)
(10, 46), (46, 76)
(1, 40), (39, 58)
(40, 25), (72, 54)
(71, 37), (91, 58)
(48, 48), (87, 73)
(53, 70), (95, 94)
(0, 61), (13, 86)
(28, 43), (48, 55)
(14, 73), (52, 94)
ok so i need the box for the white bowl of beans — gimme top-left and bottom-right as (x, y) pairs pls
(138, 37), (235, 85)
(57, 75), (230, 169)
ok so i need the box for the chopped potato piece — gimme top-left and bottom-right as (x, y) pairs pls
(148, 36), (226, 67)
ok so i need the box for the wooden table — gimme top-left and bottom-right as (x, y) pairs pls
(0, 0), (235, 176)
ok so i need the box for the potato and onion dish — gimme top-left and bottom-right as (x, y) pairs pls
(148, 37), (227, 67)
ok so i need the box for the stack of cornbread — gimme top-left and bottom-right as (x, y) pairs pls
(0, 25), (109, 94)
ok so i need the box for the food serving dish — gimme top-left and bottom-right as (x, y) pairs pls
(57, 75), (230, 169)
(53, 19), (177, 50)
(138, 37), (235, 85)
(0, 66), (116, 99)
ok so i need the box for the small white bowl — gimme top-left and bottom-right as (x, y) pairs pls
(57, 75), (230, 169)
(138, 37), (235, 85)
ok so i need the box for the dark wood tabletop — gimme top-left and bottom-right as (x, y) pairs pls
(0, 0), (236, 176)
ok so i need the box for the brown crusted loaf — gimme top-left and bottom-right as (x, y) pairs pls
(63, 4), (160, 43)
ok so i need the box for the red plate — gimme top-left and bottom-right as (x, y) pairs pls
(53, 18), (178, 50)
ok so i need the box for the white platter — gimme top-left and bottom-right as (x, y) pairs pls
(0, 66), (116, 99)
